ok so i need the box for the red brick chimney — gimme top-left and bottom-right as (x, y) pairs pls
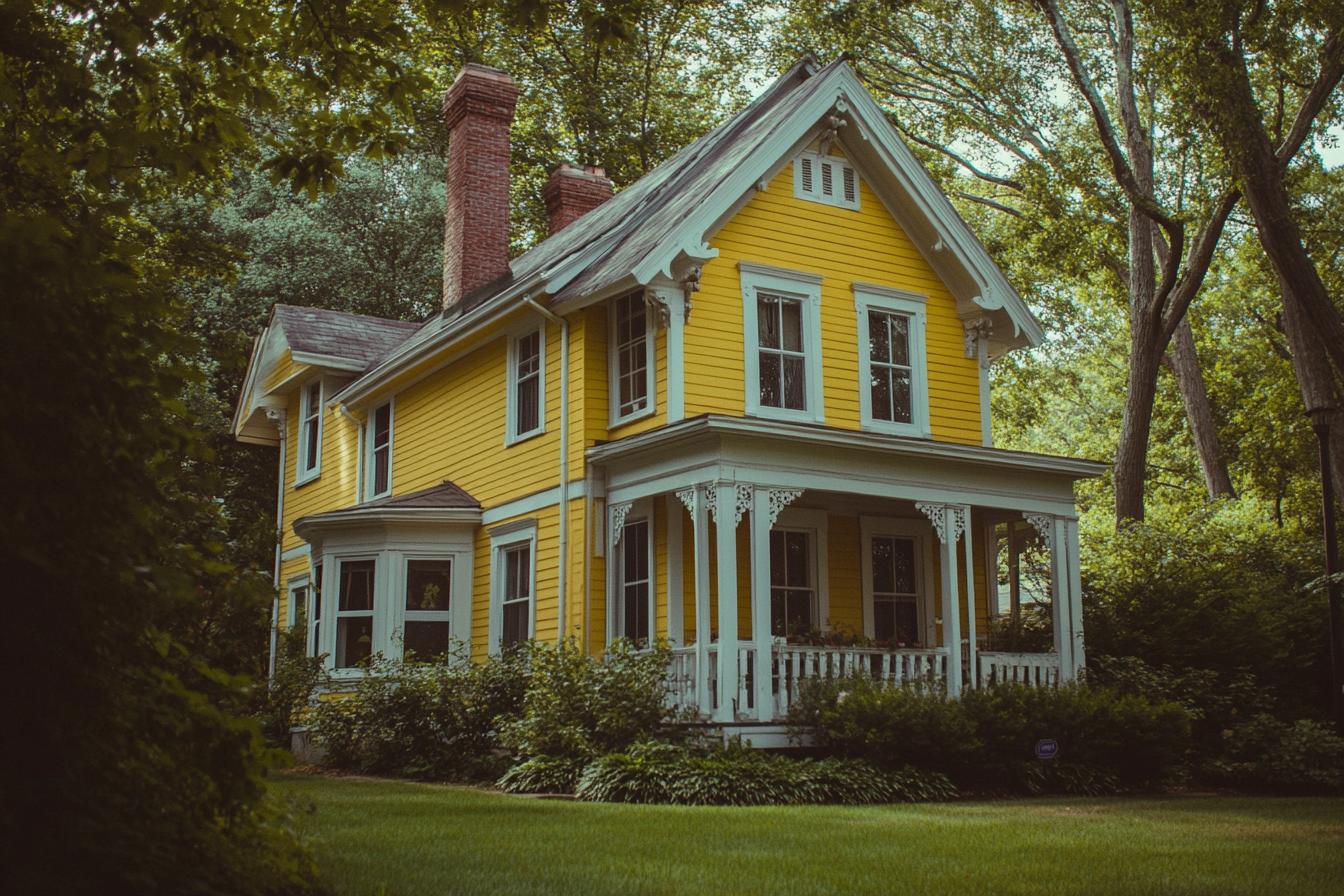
(543, 164), (614, 236)
(441, 64), (520, 309)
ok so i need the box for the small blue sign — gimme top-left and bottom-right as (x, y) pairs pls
(1035, 738), (1059, 760)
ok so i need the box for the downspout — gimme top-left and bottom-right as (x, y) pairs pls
(267, 408), (288, 681)
(524, 296), (569, 646)
(337, 403), (364, 505)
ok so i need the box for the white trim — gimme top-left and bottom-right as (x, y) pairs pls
(663, 287), (686, 423)
(794, 151), (861, 210)
(295, 378), (324, 485)
(666, 495), (684, 645)
(480, 481), (587, 526)
(281, 543), (312, 562)
(774, 507), (830, 631)
(980, 363), (993, 447)
(286, 574), (311, 629)
(290, 350), (366, 372)
(506, 320), (547, 445)
(609, 290), (658, 427)
(859, 516), (937, 647)
(489, 521), (538, 652)
(392, 550), (473, 660)
(854, 283), (931, 439)
(739, 262), (826, 424)
(365, 397), (394, 500)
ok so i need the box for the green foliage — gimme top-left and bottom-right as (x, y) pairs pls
(1081, 502), (1330, 718)
(497, 755), (588, 794)
(312, 646), (530, 781)
(574, 741), (957, 805)
(498, 639), (675, 761)
(256, 615), (329, 749)
(789, 676), (1191, 793)
(1212, 716), (1344, 792)
(984, 603), (1054, 653)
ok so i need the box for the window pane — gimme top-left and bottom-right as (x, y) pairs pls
(872, 537), (895, 594)
(889, 314), (910, 366)
(781, 300), (803, 352)
(517, 375), (539, 434)
(403, 621), (451, 659)
(307, 384), (320, 417)
(871, 366), (892, 421)
(758, 297), (780, 349)
(373, 447), (389, 495)
(891, 368), (912, 424)
(624, 581), (649, 642)
(894, 599), (919, 643)
(769, 530), (785, 586)
(868, 310), (890, 363)
(336, 615), (373, 668)
(891, 538), (917, 594)
(339, 560), (375, 611)
(406, 560), (452, 611)
(783, 356), (806, 410)
(502, 601), (528, 645)
(874, 599), (895, 643)
(759, 352), (781, 407)
(373, 404), (390, 446)
(785, 531), (809, 587)
(305, 418), (319, 470)
(517, 332), (540, 375)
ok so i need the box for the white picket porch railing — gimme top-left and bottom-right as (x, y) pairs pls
(668, 644), (1062, 722)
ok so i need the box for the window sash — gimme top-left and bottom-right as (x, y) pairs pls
(403, 557), (452, 659)
(868, 311), (913, 424)
(620, 519), (650, 643)
(758, 294), (806, 411)
(371, 403), (391, 495)
(501, 544), (532, 646)
(614, 293), (650, 419)
(301, 381), (321, 474)
(770, 529), (814, 636)
(515, 331), (541, 436)
(336, 559), (375, 668)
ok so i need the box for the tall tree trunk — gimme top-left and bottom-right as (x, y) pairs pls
(1114, 206), (1160, 523)
(1280, 278), (1344, 498)
(1164, 317), (1237, 499)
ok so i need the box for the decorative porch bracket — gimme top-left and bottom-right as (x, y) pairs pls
(265, 407), (288, 439)
(1024, 512), (1054, 550)
(708, 482), (754, 529)
(674, 487), (697, 519)
(767, 488), (804, 528)
(610, 501), (633, 547)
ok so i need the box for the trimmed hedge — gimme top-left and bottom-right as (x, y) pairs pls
(573, 742), (956, 805)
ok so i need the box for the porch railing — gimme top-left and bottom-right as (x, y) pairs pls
(976, 651), (1061, 687)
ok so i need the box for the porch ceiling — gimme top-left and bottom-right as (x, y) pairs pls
(587, 414), (1106, 514)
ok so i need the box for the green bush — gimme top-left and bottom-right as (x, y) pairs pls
(498, 638), (674, 761)
(574, 741), (956, 805)
(311, 645), (529, 781)
(497, 755), (588, 794)
(255, 613), (327, 749)
(788, 675), (1191, 793)
(1209, 714), (1344, 791)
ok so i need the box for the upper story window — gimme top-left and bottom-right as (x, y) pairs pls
(739, 262), (825, 424)
(854, 283), (930, 438)
(794, 152), (860, 211)
(297, 379), (323, 483)
(611, 291), (655, 424)
(508, 328), (545, 443)
(368, 401), (392, 498)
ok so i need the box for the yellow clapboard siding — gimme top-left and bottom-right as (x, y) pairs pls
(827, 515), (863, 632)
(694, 163), (983, 445)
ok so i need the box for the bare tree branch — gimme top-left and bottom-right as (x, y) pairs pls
(902, 131), (1025, 190)
(1275, 28), (1344, 167)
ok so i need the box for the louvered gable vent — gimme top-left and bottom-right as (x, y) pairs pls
(794, 151), (860, 211)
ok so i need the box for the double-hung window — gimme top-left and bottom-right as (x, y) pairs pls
(368, 402), (392, 498)
(297, 380), (323, 483)
(860, 517), (931, 646)
(508, 328), (544, 443)
(855, 283), (930, 437)
(335, 559), (376, 668)
(619, 518), (651, 644)
(611, 291), (655, 424)
(770, 529), (815, 636)
(740, 262), (825, 423)
(491, 519), (537, 650)
(403, 559), (452, 659)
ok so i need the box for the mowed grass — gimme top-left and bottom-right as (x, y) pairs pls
(275, 772), (1344, 896)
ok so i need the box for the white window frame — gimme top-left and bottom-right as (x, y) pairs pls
(854, 283), (931, 438)
(296, 378), (324, 485)
(740, 262), (826, 424)
(772, 507), (830, 632)
(331, 554), (380, 672)
(611, 498), (656, 645)
(488, 519), (538, 652)
(859, 516), (936, 646)
(391, 550), (472, 661)
(609, 291), (657, 427)
(286, 574), (309, 629)
(794, 151), (861, 211)
(366, 398), (394, 499)
(506, 323), (547, 445)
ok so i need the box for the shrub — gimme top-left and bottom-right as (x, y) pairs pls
(499, 638), (673, 761)
(311, 644), (529, 781)
(255, 613), (327, 749)
(574, 741), (956, 805)
(1210, 715), (1344, 792)
(789, 675), (1191, 793)
(497, 755), (588, 795)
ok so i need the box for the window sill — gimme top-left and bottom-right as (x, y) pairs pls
(747, 405), (825, 426)
(861, 420), (931, 439)
(610, 403), (656, 431)
(505, 426), (546, 448)
(293, 471), (321, 489)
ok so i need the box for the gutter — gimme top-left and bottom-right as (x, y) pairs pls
(523, 296), (570, 647)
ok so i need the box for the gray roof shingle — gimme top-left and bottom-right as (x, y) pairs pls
(272, 305), (423, 370)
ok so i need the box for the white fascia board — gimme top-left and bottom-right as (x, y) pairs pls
(289, 351), (367, 373)
(332, 275), (547, 411)
(230, 331), (266, 438)
(587, 414), (1107, 479)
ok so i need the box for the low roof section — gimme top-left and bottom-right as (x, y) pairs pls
(293, 480), (482, 547)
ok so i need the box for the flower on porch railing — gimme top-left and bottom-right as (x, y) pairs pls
(784, 621), (878, 649)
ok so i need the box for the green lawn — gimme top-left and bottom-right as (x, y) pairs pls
(275, 772), (1344, 896)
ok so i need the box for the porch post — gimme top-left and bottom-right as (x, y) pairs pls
(678, 486), (712, 716)
(961, 506), (978, 688)
(1030, 513), (1073, 678)
(750, 487), (773, 721)
(919, 502), (962, 696)
(714, 481), (740, 722)
(1063, 516), (1085, 678)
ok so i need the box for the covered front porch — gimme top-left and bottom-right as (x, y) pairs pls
(588, 415), (1103, 725)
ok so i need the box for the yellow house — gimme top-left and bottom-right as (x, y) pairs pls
(234, 58), (1104, 742)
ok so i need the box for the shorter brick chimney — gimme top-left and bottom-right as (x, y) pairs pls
(543, 164), (614, 236)
(442, 64), (519, 309)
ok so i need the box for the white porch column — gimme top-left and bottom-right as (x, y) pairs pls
(677, 486), (711, 715)
(960, 506), (978, 688)
(918, 502), (962, 696)
(1030, 512), (1080, 679)
(750, 488), (773, 721)
(1065, 516), (1086, 676)
(713, 481), (740, 722)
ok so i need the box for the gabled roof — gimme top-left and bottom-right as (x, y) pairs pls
(334, 57), (1045, 410)
(292, 480), (482, 543)
(272, 305), (423, 370)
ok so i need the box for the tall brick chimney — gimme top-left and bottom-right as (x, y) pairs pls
(543, 164), (614, 236)
(441, 64), (520, 309)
